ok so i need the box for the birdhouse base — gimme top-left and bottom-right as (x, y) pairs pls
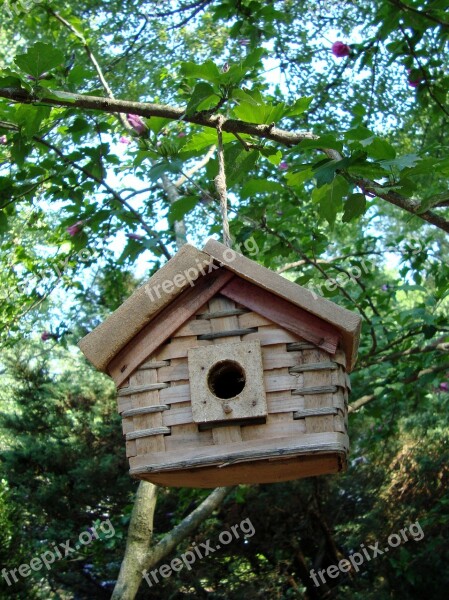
(129, 431), (348, 488)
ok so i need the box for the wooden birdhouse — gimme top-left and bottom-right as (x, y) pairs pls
(78, 239), (361, 488)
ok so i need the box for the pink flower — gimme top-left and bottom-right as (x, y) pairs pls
(439, 382), (449, 392)
(279, 161), (288, 170)
(127, 114), (146, 135)
(41, 331), (52, 341)
(177, 132), (187, 138)
(238, 39), (250, 46)
(67, 221), (84, 237)
(407, 68), (424, 88)
(0, 135), (6, 145)
(119, 136), (131, 144)
(332, 41), (350, 58)
(127, 233), (144, 241)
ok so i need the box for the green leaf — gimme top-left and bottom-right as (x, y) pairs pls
(360, 136), (396, 160)
(185, 82), (218, 115)
(342, 193), (367, 222)
(241, 179), (284, 199)
(286, 168), (313, 187)
(285, 96), (313, 117)
(183, 129), (233, 153)
(312, 176), (348, 227)
(299, 135), (343, 152)
(15, 105), (51, 138)
(180, 60), (221, 84)
(379, 153), (421, 171)
(168, 196), (200, 224)
(15, 43), (64, 78)
(241, 48), (265, 69)
(225, 145), (259, 187)
(0, 211), (7, 234)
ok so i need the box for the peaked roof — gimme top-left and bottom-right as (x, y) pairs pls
(78, 239), (362, 374)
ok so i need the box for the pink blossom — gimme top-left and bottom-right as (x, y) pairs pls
(177, 132), (187, 138)
(127, 233), (144, 241)
(127, 114), (146, 135)
(67, 221), (84, 237)
(0, 135), (6, 145)
(407, 68), (424, 88)
(439, 382), (449, 392)
(279, 161), (289, 170)
(332, 41), (350, 58)
(119, 136), (131, 144)
(41, 331), (52, 341)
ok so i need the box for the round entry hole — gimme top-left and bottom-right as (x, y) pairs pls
(207, 360), (246, 399)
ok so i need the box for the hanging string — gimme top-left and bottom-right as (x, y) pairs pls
(214, 115), (231, 248)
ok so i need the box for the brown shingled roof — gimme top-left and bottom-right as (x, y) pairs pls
(78, 239), (362, 373)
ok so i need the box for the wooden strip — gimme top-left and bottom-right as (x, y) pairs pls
(129, 431), (349, 472)
(126, 427), (171, 440)
(122, 405), (169, 418)
(267, 391), (301, 414)
(293, 407), (338, 419)
(289, 362), (337, 373)
(108, 268), (234, 386)
(287, 342), (319, 351)
(242, 418), (306, 440)
(302, 348), (335, 434)
(171, 319), (211, 337)
(164, 424), (214, 451)
(157, 359), (189, 382)
(126, 440), (137, 458)
(162, 402), (193, 426)
(155, 336), (211, 360)
(139, 360), (170, 369)
(221, 277), (340, 355)
(292, 385), (338, 395)
(245, 326), (302, 345)
(197, 327), (257, 340)
(118, 383), (169, 396)
(238, 311), (273, 329)
(196, 308), (249, 319)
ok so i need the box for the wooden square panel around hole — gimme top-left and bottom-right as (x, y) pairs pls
(188, 340), (267, 424)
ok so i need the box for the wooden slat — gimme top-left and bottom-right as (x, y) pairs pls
(157, 359), (189, 382)
(246, 326), (303, 346)
(197, 327), (257, 340)
(154, 335), (212, 361)
(164, 424), (214, 451)
(293, 407), (338, 419)
(126, 427), (171, 440)
(267, 391), (301, 414)
(196, 307), (249, 319)
(162, 402), (193, 426)
(241, 413), (306, 441)
(220, 277), (340, 355)
(238, 311), (273, 329)
(118, 383), (169, 396)
(139, 360), (170, 369)
(292, 385), (338, 395)
(289, 361), (338, 373)
(171, 319), (211, 337)
(108, 268), (234, 386)
(287, 342), (320, 351)
(122, 405), (169, 418)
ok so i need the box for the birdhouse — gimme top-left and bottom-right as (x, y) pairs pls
(78, 239), (361, 488)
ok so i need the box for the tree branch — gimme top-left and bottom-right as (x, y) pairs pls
(1, 86), (449, 233)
